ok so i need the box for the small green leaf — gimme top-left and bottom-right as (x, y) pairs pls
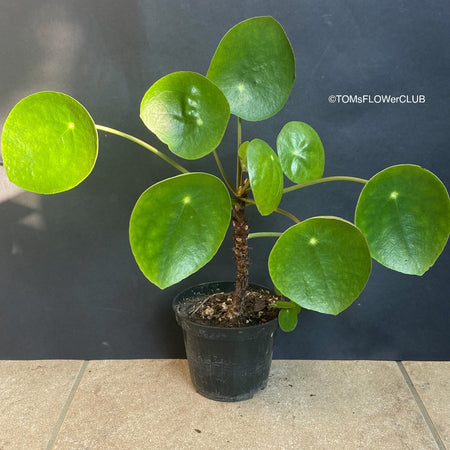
(140, 71), (230, 160)
(207, 16), (295, 121)
(273, 299), (301, 331)
(355, 165), (450, 275)
(129, 173), (231, 289)
(278, 307), (301, 332)
(277, 121), (325, 183)
(1, 91), (98, 194)
(247, 139), (283, 215)
(269, 217), (372, 315)
(272, 301), (298, 309)
(238, 141), (249, 171)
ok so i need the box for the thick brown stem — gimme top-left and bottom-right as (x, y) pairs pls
(230, 201), (249, 316)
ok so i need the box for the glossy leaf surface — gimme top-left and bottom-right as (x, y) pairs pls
(140, 72), (230, 160)
(269, 217), (372, 315)
(247, 139), (283, 215)
(129, 173), (231, 289)
(355, 165), (450, 275)
(2, 91), (98, 194)
(207, 16), (295, 121)
(277, 121), (325, 183)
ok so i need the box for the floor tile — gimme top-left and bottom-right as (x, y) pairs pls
(403, 361), (450, 447)
(0, 360), (84, 450)
(53, 360), (437, 449)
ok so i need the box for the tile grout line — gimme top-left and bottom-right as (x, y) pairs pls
(396, 361), (446, 450)
(46, 360), (90, 450)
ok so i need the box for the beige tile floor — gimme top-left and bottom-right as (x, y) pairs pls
(0, 360), (448, 450)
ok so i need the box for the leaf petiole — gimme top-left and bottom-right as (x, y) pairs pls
(283, 176), (368, 194)
(242, 198), (300, 224)
(213, 150), (236, 195)
(95, 124), (189, 174)
(248, 232), (282, 239)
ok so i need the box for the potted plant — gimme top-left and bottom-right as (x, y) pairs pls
(1, 17), (449, 401)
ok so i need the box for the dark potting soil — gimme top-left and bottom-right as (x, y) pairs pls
(177, 288), (281, 328)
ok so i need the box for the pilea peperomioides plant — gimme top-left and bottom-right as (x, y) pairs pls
(2, 17), (450, 332)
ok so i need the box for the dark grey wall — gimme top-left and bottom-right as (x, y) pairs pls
(0, 0), (449, 360)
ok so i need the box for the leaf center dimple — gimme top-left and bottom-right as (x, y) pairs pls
(390, 191), (399, 200)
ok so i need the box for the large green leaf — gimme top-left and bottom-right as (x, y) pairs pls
(140, 71), (230, 160)
(247, 139), (283, 216)
(355, 165), (450, 275)
(277, 121), (325, 183)
(129, 173), (231, 289)
(207, 16), (295, 121)
(268, 217), (372, 315)
(1, 91), (98, 194)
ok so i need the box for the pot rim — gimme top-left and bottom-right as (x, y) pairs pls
(172, 280), (279, 331)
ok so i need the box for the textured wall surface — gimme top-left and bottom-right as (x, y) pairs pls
(0, 0), (449, 359)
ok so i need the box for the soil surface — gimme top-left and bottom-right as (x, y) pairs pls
(179, 288), (281, 328)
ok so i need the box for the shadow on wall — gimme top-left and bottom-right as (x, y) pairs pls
(0, 1), (148, 130)
(0, 166), (186, 359)
(0, 1), (185, 360)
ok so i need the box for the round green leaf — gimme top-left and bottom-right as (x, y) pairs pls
(207, 16), (295, 121)
(269, 217), (372, 315)
(275, 301), (301, 332)
(247, 139), (283, 216)
(1, 91), (98, 194)
(277, 121), (325, 183)
(278, 307), (300, 332)
(129, 173), (231, 289)
(355, 165), (450, 275)
(140, 71), (230, 160)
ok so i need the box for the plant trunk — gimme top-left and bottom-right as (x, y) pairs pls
(230, 201), (249, 317)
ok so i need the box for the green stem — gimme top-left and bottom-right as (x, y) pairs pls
(283, 176), (368, 194)
(242, 198), (300, 224)
(274, 207), (301, 224)
(213, 150), (236, 195)
(95, 124), (189, 174)
(248, 232), (282, 239)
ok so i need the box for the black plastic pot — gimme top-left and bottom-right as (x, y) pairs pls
(173, 281), (278, 402)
